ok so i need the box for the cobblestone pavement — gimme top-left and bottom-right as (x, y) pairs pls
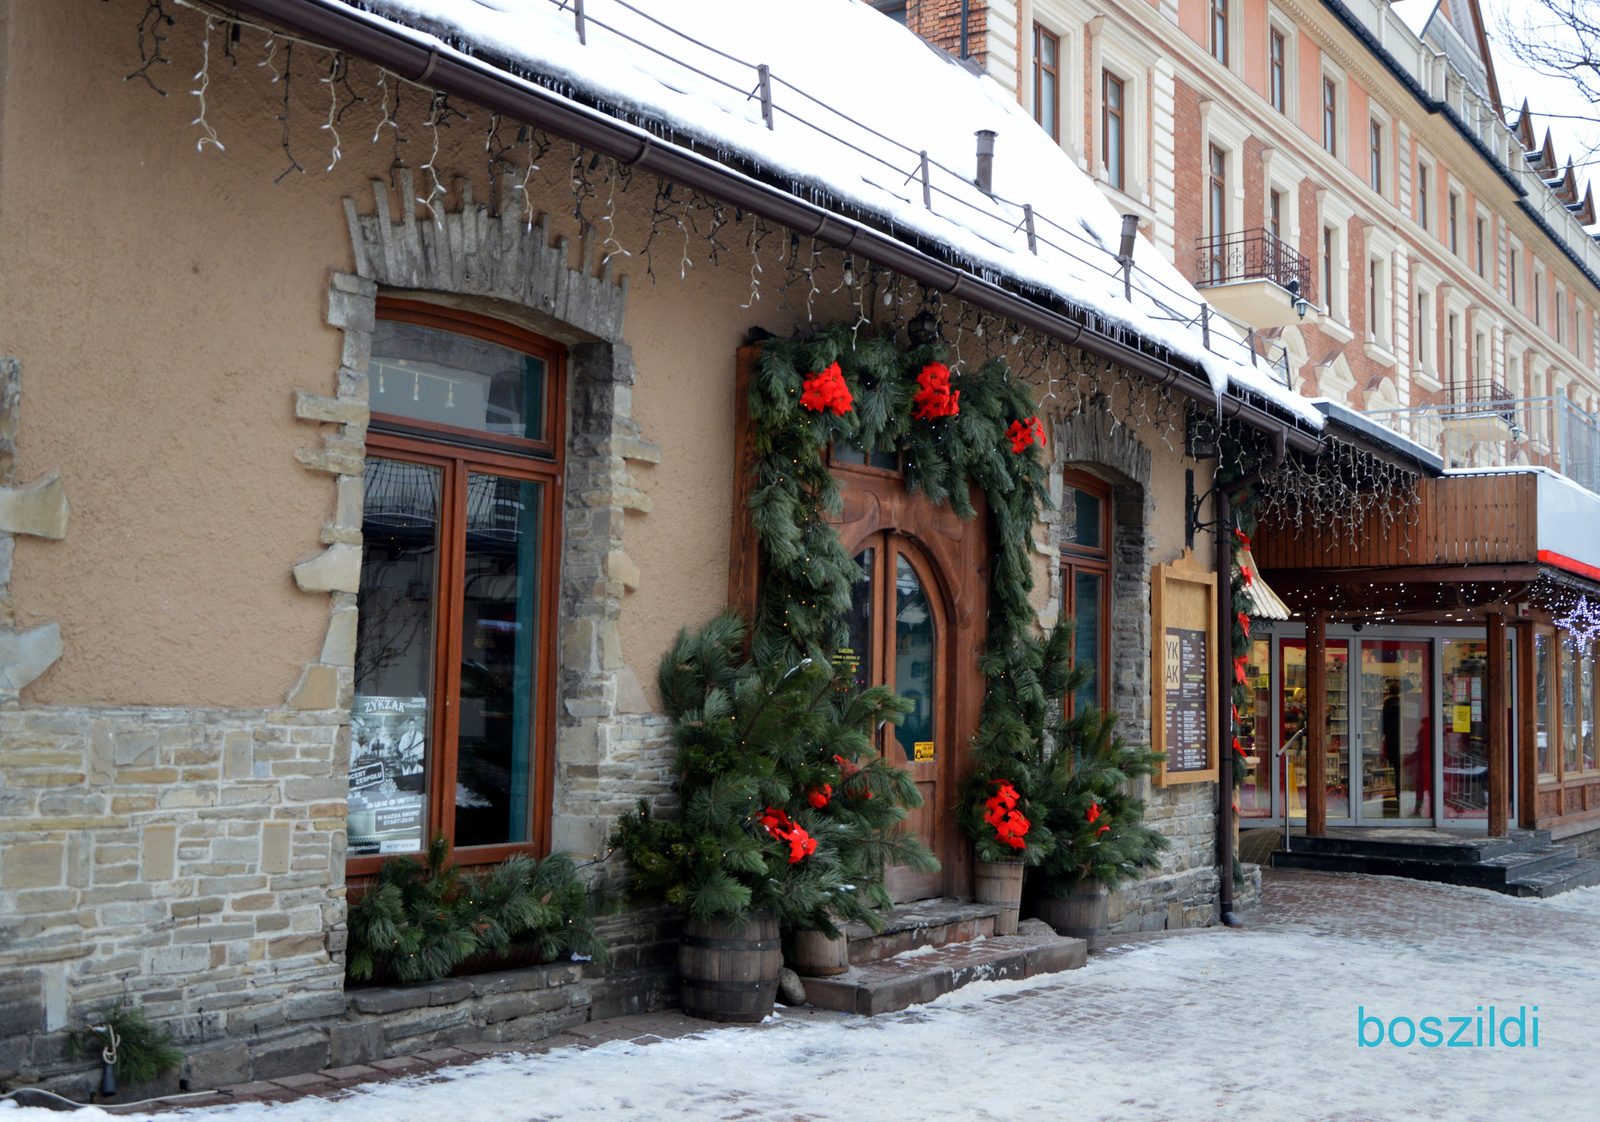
(38, 871), (1600, 1122)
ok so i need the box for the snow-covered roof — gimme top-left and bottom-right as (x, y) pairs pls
(1389, 0), (1440, 39)
(351, 0), (1324, 428)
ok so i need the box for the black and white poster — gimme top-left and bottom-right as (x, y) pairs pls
(1164, 627), (1210, 773)
(347, 695), (428, 856)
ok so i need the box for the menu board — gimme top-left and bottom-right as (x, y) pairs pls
(1151, 550), (1218, 785)
(347, 696), (428, 856)
(1164, 627), (1210, 772)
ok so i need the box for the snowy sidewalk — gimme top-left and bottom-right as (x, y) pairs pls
(9, 871), (1600, 1121)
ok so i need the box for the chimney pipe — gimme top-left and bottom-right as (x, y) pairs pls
(975, 130), (996, 195)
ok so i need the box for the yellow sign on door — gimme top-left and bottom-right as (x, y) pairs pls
(1453, 704), (1472, 733)
(914, 741), (935, 761)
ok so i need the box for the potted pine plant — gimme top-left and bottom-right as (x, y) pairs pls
(1031, 705), (1168, 939)
(956, 625), (1075, 934)
(611, 613), (936, 1021)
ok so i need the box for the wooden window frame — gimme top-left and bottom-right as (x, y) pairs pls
(1417, 164), (1430, 232)
(1102, 69), (1126, 192)
(1448, 193), (1460, 255)
(1269, 30), (1286, 113)
(1211, 0), (1229, 66)
(1369, 121), (1383, 194)
(349, 300), (567, 879)
(1476, 218), (1485, 278)
(1322, 77), (1338, 157)
(1208, 145), (1227, 280)
(1034, 24), (1061, 143)
(1061, 470), (1112, 715)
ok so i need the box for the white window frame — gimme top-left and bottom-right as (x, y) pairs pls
(1318, 189), (1355, 337)
(1415, 152), (1434, 234)
(1265, 8), (1297, 119)
(1364, 223), (1402, 365)
(1093, 29), (1157, 206)
(1320, 60), (1347, 161)
(1367, 112), (1390, 202)
(1029, 0), (1095, 170)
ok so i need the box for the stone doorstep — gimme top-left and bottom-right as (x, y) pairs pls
(801, 932), (1088, 1017)
(840, 898), (1003, 965)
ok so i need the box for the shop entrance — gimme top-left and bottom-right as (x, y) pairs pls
(1237, 627), (1515, 829)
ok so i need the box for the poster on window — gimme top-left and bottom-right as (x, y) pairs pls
(347, 696), (428, 856)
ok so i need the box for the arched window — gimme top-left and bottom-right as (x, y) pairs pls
(347, 299), (564, 873)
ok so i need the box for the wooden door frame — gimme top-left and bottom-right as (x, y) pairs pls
(726, 346), (989, 901)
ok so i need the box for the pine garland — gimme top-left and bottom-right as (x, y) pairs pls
(345, 834), (608, 984)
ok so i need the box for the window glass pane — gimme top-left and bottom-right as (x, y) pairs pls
(1073, 571), (1102, 713)
(351, 458), (441, 857)
(832, 440), (898, 471)
(455, 473), (544, 848)
(1441, 640), (1487, 820)
(1281, 639), (1349, 819)
(370, 319), (546, 441)
(1064, 487), (1102, 550)
(1360, 641), (1432, 820)
(1585, 643), (1597, 772)
(1238, 638), (1271, 817)
(840, 549), (875, 691)
(1563, 636), (1581, 774)
(893, 554), (936, 761)
(1536, 634), (1552, 775)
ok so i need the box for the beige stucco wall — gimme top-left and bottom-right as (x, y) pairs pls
(0, 0), (837, 709)
(0, 0), (1204, 712)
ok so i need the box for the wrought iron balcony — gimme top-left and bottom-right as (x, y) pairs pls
(1365, 394), (1600, 497)
(1193, 228), (1314, 304)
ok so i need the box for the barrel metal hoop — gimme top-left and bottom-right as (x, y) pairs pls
(681, 979), (769, 993)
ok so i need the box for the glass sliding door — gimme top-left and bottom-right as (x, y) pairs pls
(1238, 638), (1272, 819)
(1358, 641), (1433, 820)
(1440, 640), (1488, 821)
(1280, 639), (1351, 821)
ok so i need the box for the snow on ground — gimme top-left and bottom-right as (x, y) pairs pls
(11, 873), (1600, 1122)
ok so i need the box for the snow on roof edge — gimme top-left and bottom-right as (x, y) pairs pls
(337, 0), (1326, 432)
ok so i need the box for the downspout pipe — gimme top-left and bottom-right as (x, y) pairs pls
(1214, 426), (1286, 928)
(225, 0), (1324, 454)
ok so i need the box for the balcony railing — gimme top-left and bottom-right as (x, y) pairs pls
(1193, 228), (1314, 303)
(1364, 394), (1600, 497)
(1446, 379), (1511, 405)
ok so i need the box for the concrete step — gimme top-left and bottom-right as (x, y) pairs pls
(1274, 842), (1584, 894)
(1282, 828), (1552, 864)
(1505, 857), (1600, 898)
(800, 930), (1087, 1016)
(838, 898), (1003, 966)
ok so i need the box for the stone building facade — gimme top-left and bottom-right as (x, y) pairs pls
(0, 0), (1315, 1097)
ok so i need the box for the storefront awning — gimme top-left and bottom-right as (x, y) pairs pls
(1237, 546), (1292, 620)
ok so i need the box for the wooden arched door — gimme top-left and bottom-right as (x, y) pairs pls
(727, 346), (989, 902)
(840, 533), (948, 901)
(830, 457), (989, 904)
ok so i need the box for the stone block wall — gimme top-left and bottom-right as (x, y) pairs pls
(0, 704), (348, 1090)
(1051, 400), (1221, 932)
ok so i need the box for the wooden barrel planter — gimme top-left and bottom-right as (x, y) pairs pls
(678, 912), (782, 1023)
(973, 859), (1025, 935)
(1032, 881), (1108, 939)
(789, 928), (849, 976)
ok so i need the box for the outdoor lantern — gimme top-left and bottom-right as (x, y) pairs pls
(1287, 278), (1311, 321)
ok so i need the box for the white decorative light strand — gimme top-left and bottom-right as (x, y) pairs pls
(189, 15), (224, 151)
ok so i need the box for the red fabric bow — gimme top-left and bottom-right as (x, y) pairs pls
(1007, 416), (1045, 453)
(1233, 655), (1249, 684)
(1234, 528), (1252, 549)
(808, 783), (833, 809)
(1233, 737), (1249, 758)
(1096, 824), (1110, 837)
(799, 363), (854, 415)
(912, 363), (960, 419)
(1237, 611), (1251, 639)
(983, 781), (1029, 848)
(1086, 801), (1101, 824)
(759, 807), (818, 864)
